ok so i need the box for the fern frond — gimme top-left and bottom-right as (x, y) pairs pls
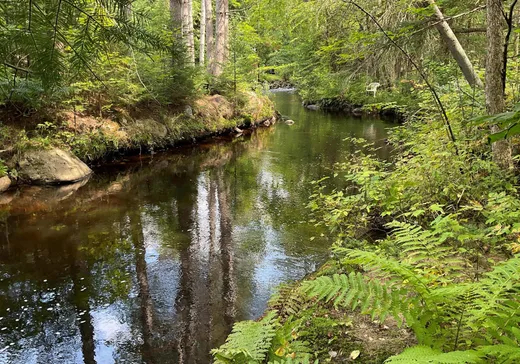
(338, 249), (432, 298)
(269, 282), (307, 317)
(268, 354), (318, 364)
(212, 311), (278, 363)
(301, 272), (419, 326)
(465, 258), (520, 344)
(479, 344), (520, 361)
(384, 345), (483, 363)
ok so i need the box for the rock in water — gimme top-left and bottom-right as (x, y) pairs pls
(16, 148), (92, 185)
(285, 119), (295, 125)
(306, 104), (320, 111)
(0, 176), (11, 193)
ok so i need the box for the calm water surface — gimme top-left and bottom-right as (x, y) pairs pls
(0, 92), (392, 363)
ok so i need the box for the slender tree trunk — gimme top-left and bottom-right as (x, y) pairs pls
(205, 0), (215, 72)
(428, 0), (483, 88)
(171, 0), (183, 37)
(200, 0), (206, 65)
(486, 0), (513, 169)
(213, 0), (229, 76)
(181, 0), (195, 65)
(187, 0), (195, 65)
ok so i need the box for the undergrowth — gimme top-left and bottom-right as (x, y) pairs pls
(214, 91), (520, 362)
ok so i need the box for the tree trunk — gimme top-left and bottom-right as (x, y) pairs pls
(170, 0), (183, 37)
(486, 0), (513, 169)
(180, 0), (195, 65)
(200, 0), (206, 65)
(213, 0), (229, 76)
(187, 0), (195, 65)
(428, 0), (483, 88)
(205, 0), (215, 73)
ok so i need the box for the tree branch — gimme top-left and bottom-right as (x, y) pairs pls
(503, 0), (519, 89)
(343, 0), (458, 152)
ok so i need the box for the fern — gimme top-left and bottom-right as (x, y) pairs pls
(212, 311), (278, 363)
(268, 354), (318, 364)
(301, 272), (420, 326)
(478, 344), (520, 362)
(269, 282), (307, 318)
(384, 346), (483, 364)
(464, 258), (520, 346)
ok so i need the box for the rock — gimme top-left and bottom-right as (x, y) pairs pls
(306, 104), (320, 111)
(263, 119), (271, 127)
(270, 116), (277, 125)
(16, 148), (92, 185)
(184, 105), (194, 118)
(0, 176), (11, 193)
(285, 119), (295, 125)
(234, 127), (243, 134)
(352, 108), (363, 116)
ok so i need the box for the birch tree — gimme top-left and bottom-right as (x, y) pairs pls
(427, 0), (483, 88)
(205, 0), (215, 72)
(200, 0), (206, 65)
(182, 0), (195, 65)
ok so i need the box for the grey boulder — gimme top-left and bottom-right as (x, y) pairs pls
(16, 148), (92, 185)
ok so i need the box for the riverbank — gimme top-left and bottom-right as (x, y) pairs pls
(302, 96), (408, 122)
(0, 91), (275, 193)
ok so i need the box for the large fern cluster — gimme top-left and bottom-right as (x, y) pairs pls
(301, 217), (520, 363)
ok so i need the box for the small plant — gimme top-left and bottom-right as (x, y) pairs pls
(212, 311), (315, 363)
(0, 159), (7, 177)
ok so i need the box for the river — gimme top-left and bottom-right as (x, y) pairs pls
(0, 91), (392, 363)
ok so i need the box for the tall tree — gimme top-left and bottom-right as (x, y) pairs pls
(427, 0), (483, 88)
(486, 0), (513, 169)
(200, 0), (207, 65)
(188, 0), (195, 64)
(171, 0), (183, 38)
(181, 0), (195, 64)
(213, 0), (229, 76)
(205, 0), (215, 71)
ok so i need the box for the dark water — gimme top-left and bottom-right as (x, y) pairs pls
(0, 92), (392, 364)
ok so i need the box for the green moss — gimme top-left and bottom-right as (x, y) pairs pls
(2, 93), (274, 165)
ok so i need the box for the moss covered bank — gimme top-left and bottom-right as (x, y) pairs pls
(0, 91), (275, 191)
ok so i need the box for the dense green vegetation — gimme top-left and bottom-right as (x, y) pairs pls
(211, 0), (520, 363)
(0, 0), (273, 166)
(3, 0), (520, 363)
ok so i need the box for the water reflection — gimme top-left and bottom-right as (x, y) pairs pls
(0, 92), (392, 363)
